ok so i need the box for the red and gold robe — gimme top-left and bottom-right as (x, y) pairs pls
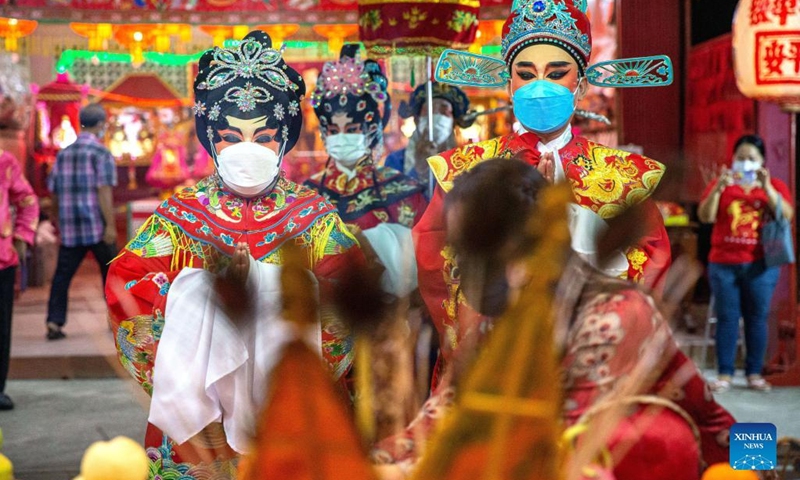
(305, 158), (428, 231)
(413, 132), (671, 367)
(106, 174), (363, 478)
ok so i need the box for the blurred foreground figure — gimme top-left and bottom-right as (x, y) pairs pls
(413, 0), (671, 380)
(374, 159), (735, 480)
(238, 245), (379, 480)
(106, 31), (362, 478)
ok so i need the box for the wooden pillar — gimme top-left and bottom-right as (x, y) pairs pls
(758, 103), (800, 386)
(616, 0), (684, 200)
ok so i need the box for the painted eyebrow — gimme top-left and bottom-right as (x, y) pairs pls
(515, 61), (572, 69)
(254, 124), (277, 134)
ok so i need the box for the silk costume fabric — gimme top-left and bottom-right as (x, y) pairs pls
(305, 157), (427, 230)
(413, 131), (671, 370)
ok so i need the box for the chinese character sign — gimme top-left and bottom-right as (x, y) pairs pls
(734, 0), (800, 110)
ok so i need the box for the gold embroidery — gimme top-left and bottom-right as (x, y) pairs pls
(625, 247), (647, 283)
(728, 200), (761, 235)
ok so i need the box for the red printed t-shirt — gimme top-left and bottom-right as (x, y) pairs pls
(701, 178), (792, 264)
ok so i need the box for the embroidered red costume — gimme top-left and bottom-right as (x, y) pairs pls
(106, 175), (361, 474)
(305, 158), (427, 230)
(414, 131), (671, 365)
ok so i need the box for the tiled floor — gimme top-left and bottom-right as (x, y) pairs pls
(10, 259), (119, 379)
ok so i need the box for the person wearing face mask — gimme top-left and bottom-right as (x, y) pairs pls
(698, 134), (794, 394)
(305, 45), (427, 232)
(385, 83), (473, 197)
(305, 46), (427, 299)
(105, 31), (364, 477)
(413, 0), (671, 384)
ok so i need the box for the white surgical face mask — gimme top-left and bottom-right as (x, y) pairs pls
(325, 133), (368, 168)
(417, 114), (454, 145)
(216, 142), (282, 197)
(732, 159), (760, 173)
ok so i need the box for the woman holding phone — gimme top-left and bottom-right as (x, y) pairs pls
(698, 134), (794, 393)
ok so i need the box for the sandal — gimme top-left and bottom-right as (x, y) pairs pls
(747, 375), (772, 392)
(710, 375), (732, 394)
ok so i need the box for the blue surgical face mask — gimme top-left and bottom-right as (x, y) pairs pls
(512, 80), (579, 135)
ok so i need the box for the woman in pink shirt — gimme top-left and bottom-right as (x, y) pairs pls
(0, 150), (39, 410)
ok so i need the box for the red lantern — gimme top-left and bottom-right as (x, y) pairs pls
(733, 0), (800, 111)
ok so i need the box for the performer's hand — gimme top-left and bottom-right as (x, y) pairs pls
(537, 152), (555, 183)
(226, 242), (250, 285)
(215, 242), (254, 322)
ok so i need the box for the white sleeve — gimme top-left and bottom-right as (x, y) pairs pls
(362, 223), (418, 297)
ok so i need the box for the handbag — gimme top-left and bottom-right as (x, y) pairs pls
(761, 195), (795, 267)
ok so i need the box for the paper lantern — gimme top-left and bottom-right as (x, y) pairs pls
(0, 18), (37, 52)
(312, 24), (359, 57)
(358, 0), (479, 57)
(114, 25), (158, 66)
(733, 0), (800, 111)
(70, 23), (115, 51)
(257, 24), (300, 49)
(199, 24), (249, 48)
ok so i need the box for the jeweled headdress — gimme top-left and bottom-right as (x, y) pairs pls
(501, 0), (592, 71)
(310, 44), (390, 150)
(193, 30), (306, 157)
(434, 0), (673, 91)
(398, 82), (473, 128)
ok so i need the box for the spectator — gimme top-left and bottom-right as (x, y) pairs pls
(0, 150), (39, 409)
(698, 134), (794, 392)
(45, 103), (117, 340)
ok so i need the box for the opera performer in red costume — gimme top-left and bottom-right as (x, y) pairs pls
(305, 45), (427, 296)
(414, 0), (672, 375)
(105, 31), (362, 478)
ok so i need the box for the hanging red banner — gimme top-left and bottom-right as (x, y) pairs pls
(358, 0), (479, 56)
